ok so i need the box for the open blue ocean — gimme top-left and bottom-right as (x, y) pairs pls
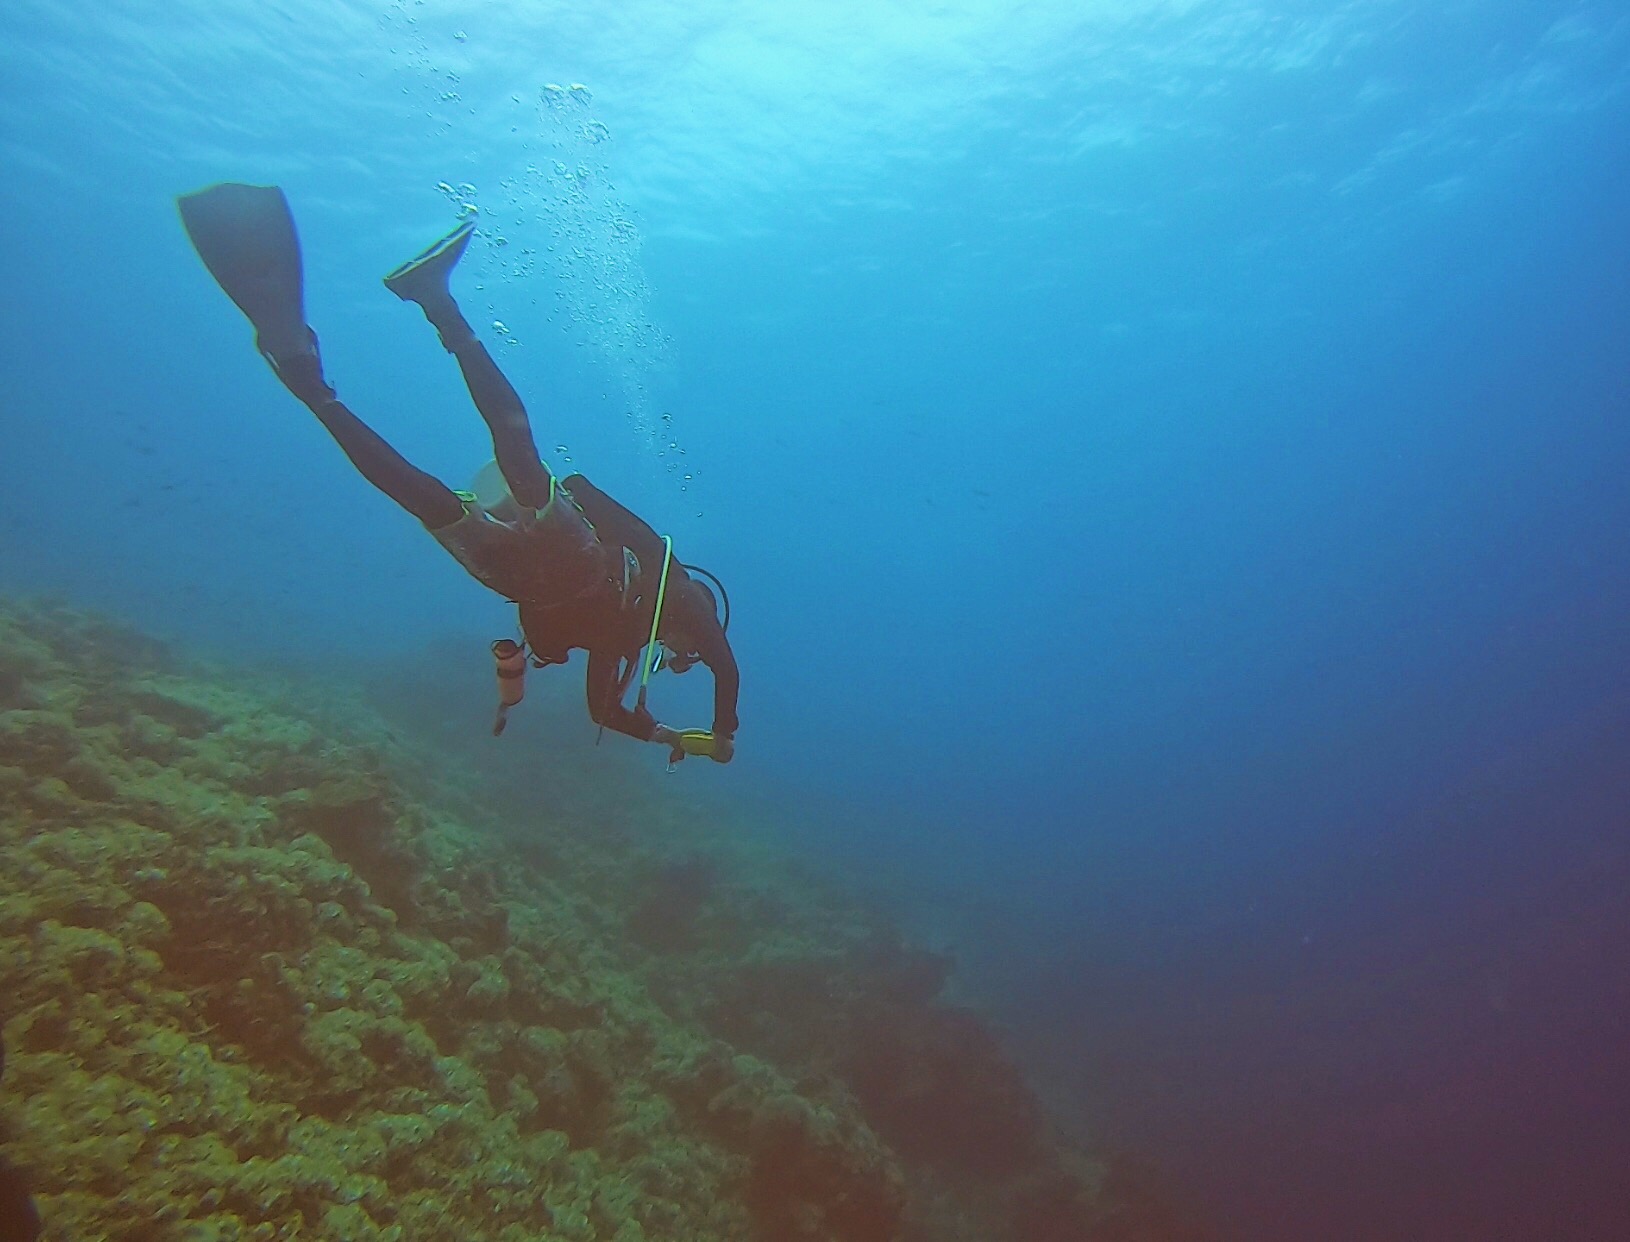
(3, 1), (1628, 1239)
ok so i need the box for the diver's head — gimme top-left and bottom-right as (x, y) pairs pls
(659, 578), (719, 673)
(680, 577), (717, 623)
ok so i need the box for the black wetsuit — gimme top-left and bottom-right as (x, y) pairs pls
(562, 476), (739, 742)
(275, 299), (739, 745)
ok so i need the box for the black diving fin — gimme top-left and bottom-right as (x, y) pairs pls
(177, 182), (312, 363)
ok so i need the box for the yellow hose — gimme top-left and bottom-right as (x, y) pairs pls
(635, 535), (674, 710)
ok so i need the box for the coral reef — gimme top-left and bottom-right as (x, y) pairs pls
(0, 598), (1202, 1240)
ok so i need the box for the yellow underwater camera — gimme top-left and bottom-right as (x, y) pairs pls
(667, 730), (719, 763)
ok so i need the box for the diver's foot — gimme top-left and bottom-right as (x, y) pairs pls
(264, 328), (336, 405)
(383, 219), (475, 311)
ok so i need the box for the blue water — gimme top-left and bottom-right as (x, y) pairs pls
(4, 1), (1628, 1237)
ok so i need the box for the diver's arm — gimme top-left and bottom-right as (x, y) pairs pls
(585, 649), (659, 741)
(697, 624), (740, 740)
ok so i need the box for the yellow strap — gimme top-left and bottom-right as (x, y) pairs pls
(636, 535), (674, 706)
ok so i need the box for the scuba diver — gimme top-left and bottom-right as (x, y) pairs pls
(177, 183), (738, 763)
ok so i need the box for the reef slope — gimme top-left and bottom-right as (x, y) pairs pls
(0, 600), (1200, 1241)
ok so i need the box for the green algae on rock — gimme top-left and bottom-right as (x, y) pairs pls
(0, 599), (1195, 1241)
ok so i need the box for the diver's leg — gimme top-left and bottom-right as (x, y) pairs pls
(445, 321), (555, 511)
(176, 184), (464, 528)
(383, 222), (555, 510)
(275, 353), (464, 528)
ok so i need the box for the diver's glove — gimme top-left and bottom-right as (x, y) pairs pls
(710, 732), (735, 765)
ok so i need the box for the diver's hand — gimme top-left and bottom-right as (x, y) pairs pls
(652, 723), (692, 766)
(710, 733), (735, 764)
